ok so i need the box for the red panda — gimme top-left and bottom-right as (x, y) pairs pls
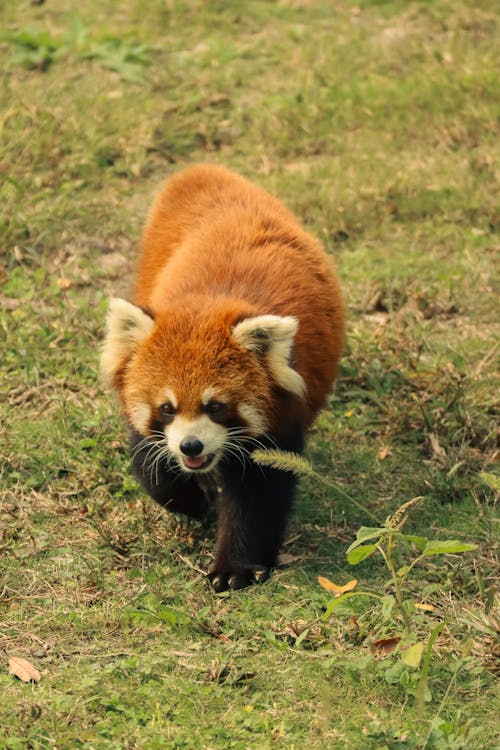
(101, 164), (345, 591)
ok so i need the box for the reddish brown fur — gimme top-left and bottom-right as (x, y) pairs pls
(129, 164), (345, 431)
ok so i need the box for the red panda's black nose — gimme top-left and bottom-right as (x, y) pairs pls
(180, 436), (204, 457)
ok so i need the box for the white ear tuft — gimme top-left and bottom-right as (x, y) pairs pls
(100, 298), (154, 387)
(232, 314), (306, 398)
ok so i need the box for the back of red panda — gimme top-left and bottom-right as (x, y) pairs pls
(101, 165), (345, 590)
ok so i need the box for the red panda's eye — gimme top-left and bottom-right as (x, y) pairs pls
(205, 400), (226, 419)
(159, 402), (176, 423)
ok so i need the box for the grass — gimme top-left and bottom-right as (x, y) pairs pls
(1, 0), (499, 747)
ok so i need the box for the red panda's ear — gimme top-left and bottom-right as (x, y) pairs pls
(232, 315), (306, 399)
(100, 298), (154, 388)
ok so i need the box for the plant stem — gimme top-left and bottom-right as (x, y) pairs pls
(378, 532), (412, 634)
(315, 473), (382, 525)
(421, 658), (463, 749)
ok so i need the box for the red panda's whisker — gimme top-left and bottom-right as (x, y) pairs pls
(132, 437), (173, 485)
(130, 434), (162, 456)
(149, 443), (179, 484)
(143, 447), (163, 482)
(243, 436), (279, 453)
(130, 439), (156, 464)
(225, 442), (253, 471)
(131, 443), (158, 472)
(224, 430), (250, 442)
(224, 428), (275, 451)
(149, 445), (163, 486)
(130, 436), (154, 454)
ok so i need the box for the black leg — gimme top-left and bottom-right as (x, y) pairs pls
(129, 429), (210, 518)
(208, 426), (304, 591)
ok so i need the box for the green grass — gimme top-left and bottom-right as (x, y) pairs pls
(1, 0), (498, 747)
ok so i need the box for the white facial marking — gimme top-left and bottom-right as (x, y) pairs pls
(238, 403), (268, 436)
(166, 414), (227, 473)
(201, 386), (216, 405)
(269, 354), (306, 399)
(100, 298), (154, 387)
(157, 387), (178, 409)
(129, 403), (152, 434)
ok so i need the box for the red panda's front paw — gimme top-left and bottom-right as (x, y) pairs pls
(208, 565), (270, 592)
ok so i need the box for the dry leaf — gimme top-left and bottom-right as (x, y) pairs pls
(429, 432), (446, 459)
(364, 312), (389, 325)
(277, 553), (300, 567)
(8, 656), (41, 683)
(415, 602), (436, 612)
(318, 576), (357, 597)
(0, 295), (21, 311)
(198, 92), (231, 110)
(193, 42), (209, 54)
(101, 252), (127, 274)
(372, 636), (400, 655)
(208, 93), (231, 106)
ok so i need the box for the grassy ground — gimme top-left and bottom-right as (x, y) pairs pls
(1, 0), (498, 747)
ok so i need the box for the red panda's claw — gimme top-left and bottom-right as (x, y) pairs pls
(208, 566), (270, 592)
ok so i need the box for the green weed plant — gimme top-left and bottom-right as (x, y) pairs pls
(253, 448), (486, 746)
(0, 18), (152, 81)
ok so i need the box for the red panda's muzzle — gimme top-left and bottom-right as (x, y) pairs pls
(179, 435), (214, 471)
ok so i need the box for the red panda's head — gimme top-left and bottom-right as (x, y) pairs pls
(101, 298), (306, 474)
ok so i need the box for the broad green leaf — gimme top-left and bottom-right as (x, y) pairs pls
(347, 543), (378, 565)
(416, 622), (445, 711)
(420, 622), (446, 680)
(124, 605), (189, 626)
(125, 608), (162, 625)
(383, 659), (406, 685)
(294, 628), (310, 647)
(80, 438), (97, 449)
(402, 534), (427, 551)
(421, 540), (478, 557)
(356, 526), (386, 542)
(323, 592), (357, 619)
(322, 591), (376, 619)
(157, 606), (180, 625)
(401, 642), (423, 668)
(347, 527), (385, 553)
(381, 595), (395, 620)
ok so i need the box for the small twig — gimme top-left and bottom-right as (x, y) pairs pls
(176, 553), (206, 576)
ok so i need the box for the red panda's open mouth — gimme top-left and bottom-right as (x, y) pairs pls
(182, 454), (216, 471)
